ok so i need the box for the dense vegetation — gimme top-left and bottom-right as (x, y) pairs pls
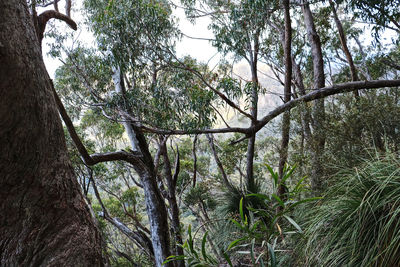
(28, 0), (400, 266)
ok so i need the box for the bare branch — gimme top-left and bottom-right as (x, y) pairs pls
(37, 10), (77, 43)
(90, 175), (154, 258)
(172, 148), (180, 187)
(207, 134), (236, 192)
(192, 135), (198, 187)
(65, 0), (72, 17)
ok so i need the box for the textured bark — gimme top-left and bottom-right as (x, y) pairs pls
(302, 0), (326, 192)
(0, 1), (103, 266)
(277, 0), (292, 201)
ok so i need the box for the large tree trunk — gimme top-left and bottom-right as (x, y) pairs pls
(0, 1), (103, 266)
(302, 0), (326, 193)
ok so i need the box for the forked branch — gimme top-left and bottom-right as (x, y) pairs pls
(50, 80), (142, 166)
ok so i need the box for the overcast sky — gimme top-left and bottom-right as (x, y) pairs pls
(42, 1), (219, 78)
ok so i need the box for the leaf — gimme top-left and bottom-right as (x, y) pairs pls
(247, 193), (270, 201)
(294, 176), (307, 191)
(188, 225), (194, 251)
(266, 164), (278, 186)
(288, 197), (323, 210)
(250, 238), (256, 265)
(250, 220), (261, 232)
(283, 215), (303, 233)
(272, 193), (285, 207)
(201, 231), (208, 261)
(163, 255), (186, 264)
(227, 237), (245, 250)
(239, 197), (245, 221)
(222, 252), (233, 267)
(231, 219), (244, 230)
(256, 252), (266, 265)
(282, 164), (297, 184)
(267, 243), (277, 267)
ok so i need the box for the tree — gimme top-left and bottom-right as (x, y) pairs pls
(0, 0), (103, 265)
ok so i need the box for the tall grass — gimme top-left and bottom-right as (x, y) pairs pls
(303, 154), (400, 267)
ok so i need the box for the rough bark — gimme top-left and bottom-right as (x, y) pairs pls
(0, 1), (103, 266)
(302, 0), (326, 192)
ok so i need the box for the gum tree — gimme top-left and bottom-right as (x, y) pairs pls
(0, 0), (103, 265)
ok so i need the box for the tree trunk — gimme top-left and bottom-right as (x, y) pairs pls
(278, 0), (292, 201)
(112, 69), (172, 267)
(246, 33), (260, 192)
(159, 140), (185, 267)
(302, 0), (326, 193)
(329, 0), (359, 95)
(0, 1), (103, 266)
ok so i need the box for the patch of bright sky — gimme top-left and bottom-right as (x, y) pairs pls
(42, 1), (219, 78)
(172, 4), (220, 66)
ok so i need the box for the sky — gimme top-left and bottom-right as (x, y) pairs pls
(42, 1), (219, 78)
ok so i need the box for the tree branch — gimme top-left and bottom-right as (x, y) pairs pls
(51, 80), (142, 166)
(37, 10), (77, 43)
(254, 79), (400, 133)
(207, 134), (236, 192)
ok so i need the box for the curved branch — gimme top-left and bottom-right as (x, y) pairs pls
(254, 79), (400, 132)
(37, 10), (77, 43)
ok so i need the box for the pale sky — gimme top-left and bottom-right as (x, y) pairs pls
(42, 1), (218, 78)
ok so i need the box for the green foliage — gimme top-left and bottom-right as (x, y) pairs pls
(171, 164), (319, 266)
(347, 0), (400, 36)
(164, 225), (219, 267)
(303, 154), (400, 266)
(324, 90), (400, 176)
(184, 183), (216, 209)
